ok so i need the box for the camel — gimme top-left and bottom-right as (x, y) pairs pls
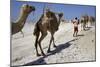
(80, 15), (95, 31)
(89, 16), (95, 23)
(33, 8), (63, 56)
(80, 14), (89, 31)
(11, 4), (35, 37)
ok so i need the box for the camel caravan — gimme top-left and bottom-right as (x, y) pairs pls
(80, 14), (95, 31)
(11, 4), (95, 56)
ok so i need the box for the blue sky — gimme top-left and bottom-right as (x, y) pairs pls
(11, 0), (96, 23)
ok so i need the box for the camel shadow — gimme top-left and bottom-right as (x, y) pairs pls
(23, 39), (77, 66)
(77, 34), (84, 37)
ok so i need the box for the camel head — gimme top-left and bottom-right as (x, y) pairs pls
(58, 12), (63, 22)
(58, 13), (63, 19)
(21, 4), (35, 14)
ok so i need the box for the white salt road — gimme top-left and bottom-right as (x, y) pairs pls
(11, 22), (95, 66)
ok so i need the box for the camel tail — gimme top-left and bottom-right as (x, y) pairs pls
(33, 22), (40, 36)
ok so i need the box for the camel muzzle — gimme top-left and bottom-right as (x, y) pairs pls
(58, 13), (63, 18)
(32, 6), (35, 11)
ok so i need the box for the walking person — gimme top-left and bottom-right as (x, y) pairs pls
(71, 17), (79, 37)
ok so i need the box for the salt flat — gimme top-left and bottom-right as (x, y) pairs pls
(11, 22), (95, 66)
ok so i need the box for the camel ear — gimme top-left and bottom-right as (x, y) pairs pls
(22, 4), (28, 8)
(21, 4), (28, 11)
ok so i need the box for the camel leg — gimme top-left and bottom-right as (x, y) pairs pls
(38, 32), (47, 56)
(34, 32), (41, 56)
(52, 35), (56, 48)
(83, 23), (86, 31)
(47, 35), (53, 53)
(81, 23), (83, 31)
(20, 30), (24, 37)
(86, 22), (89, 28)
(47, 33), (56, 53)
(86, 22), (88, 28)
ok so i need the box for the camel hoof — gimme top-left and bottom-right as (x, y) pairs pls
(47, 49), (51, 53)
(42, 53), (46, 56)
(37, 54), (41, 56)
(54, 45), (57, 48)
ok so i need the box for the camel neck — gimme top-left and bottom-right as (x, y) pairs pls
(58, 17), (61, 26)
(16, 10), (29, 26)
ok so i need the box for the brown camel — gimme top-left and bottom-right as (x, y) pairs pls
(33, 8), (63, 56)
(89, 16), (95, 23)
(11, 4), (35, 36)
(80, 14), (89, 30)
(80, 15), (95, 31)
